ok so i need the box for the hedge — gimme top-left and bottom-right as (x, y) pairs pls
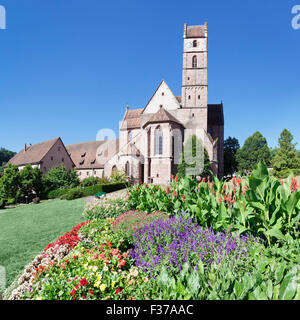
(47, 182), (129, 199)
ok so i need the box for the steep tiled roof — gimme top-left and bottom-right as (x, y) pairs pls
(208, 104), (224, 125)
(8, 138), (60, 166)
(143, 107), (182, 127)
(186, 25), (206, 38)
(66, 139), (119, 169)
(121, 108), (143, 130)
(175, 96), (182, 103)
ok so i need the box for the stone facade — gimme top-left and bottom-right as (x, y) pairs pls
(104, 23), (224, 185)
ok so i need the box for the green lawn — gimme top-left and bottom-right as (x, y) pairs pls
(0, 198), (85, 292)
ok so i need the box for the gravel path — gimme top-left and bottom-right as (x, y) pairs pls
(84, 188), (128, 206)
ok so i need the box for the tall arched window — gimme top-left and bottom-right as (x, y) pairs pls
(125, 161), (130, 176)
(193, 40), (197, 47)
(155, 127), (163, 155)
(192, 55), (197, 68)
(128, 130), (132, 142)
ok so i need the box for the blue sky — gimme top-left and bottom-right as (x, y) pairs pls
(0, 0), (299, 152)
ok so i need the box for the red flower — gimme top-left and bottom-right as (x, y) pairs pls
(182, 194), (186, 201)
(108, 242), (112, 247)
(70, 290), (75, 296)
(291, 177), (298, 192)
(93, 253), (98, 260)
(118, 259), (126, 268)
(65, 260), (69, 264)
(173, 191), (178, 198)
(116, 288), (122, 294)
(175, 176), (178, 182)
(202, 177), (206, 183)
(171, 174), (174, 180)
(80, 278), (87, 287)
(75, 284), (80, 290)
(89, 290), (94, 295)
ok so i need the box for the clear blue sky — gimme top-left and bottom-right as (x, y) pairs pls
(0, 0), (299, 152)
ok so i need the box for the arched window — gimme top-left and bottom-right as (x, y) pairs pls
(128, 130), (132, 142)
(112, 165), (117, 172)
(155, 127), (163, 155)
(125, 161), (130, 176)
(193, 40), (197, 47)
(192, 55), (197, 68)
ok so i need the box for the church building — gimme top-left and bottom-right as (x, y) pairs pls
(104, 23), (224, 185)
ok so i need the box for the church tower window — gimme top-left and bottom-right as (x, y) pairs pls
(192, 55), (197, 68)
(125, 161), (130, 176)
(193, 40), (197, 47)
(155, 127), (163, 155)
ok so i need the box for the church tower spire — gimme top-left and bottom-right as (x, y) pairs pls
(181, 23), (208, 110)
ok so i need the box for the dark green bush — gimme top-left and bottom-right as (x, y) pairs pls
(80, 177), (100, 187)
(47, 182), (128, 200)
(63, 188), (84, 200)
(0, 198), (6, 209)
(48, 188), (70, 199)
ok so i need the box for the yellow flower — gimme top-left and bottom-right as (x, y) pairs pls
(100, 284), (106, 292)
(96, 274), (102, 281)
(92, 266), (98, 272)
(103, 266), (109, 272)
(111, 281), (116, 288)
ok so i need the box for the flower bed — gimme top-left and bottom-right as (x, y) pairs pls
(130, 213), (258, 275)
(112, 210), (168, 237)
(9, 221), (89, 300)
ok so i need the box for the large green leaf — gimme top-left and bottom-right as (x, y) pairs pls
(279, 267), (298, 300)
(252, 162), (269, 180)
(265, 229), (285, 241)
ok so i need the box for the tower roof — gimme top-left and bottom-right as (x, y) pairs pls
(185, 24), (207, 38)
(143, 107), (182, 127)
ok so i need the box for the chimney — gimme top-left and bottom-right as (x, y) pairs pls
(24, 144), (27, 151)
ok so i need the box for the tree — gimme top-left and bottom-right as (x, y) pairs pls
(223, 137), (240, 177)
(43, 165), (80, 191)
(271, 129), (300, 178)
(177, 135), (211, 179)
(19, 165), (43, 198)
(0, 164), (20, 200)
(236, 131), (271, 172)
(0, 147), (16, 175)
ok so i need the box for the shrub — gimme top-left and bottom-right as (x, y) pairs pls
(48, 188), (70, 199)
(63, 188), (84, 200)
(0, 198), (6, 209)
(110, 170), (128, 183)
(43, 166), (80, 192)
(6, 198), (16, 205)
(83, 198), (130, 220)
(80, 177), (100, 187)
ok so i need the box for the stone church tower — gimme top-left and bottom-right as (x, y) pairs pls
(104, 23), (224, 184)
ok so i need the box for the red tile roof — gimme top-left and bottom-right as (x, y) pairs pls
(66, 139), (119, 169)
(8, 138), (61, 166)
(121, 108), (143, 130)
(143, 107), (182, 127)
